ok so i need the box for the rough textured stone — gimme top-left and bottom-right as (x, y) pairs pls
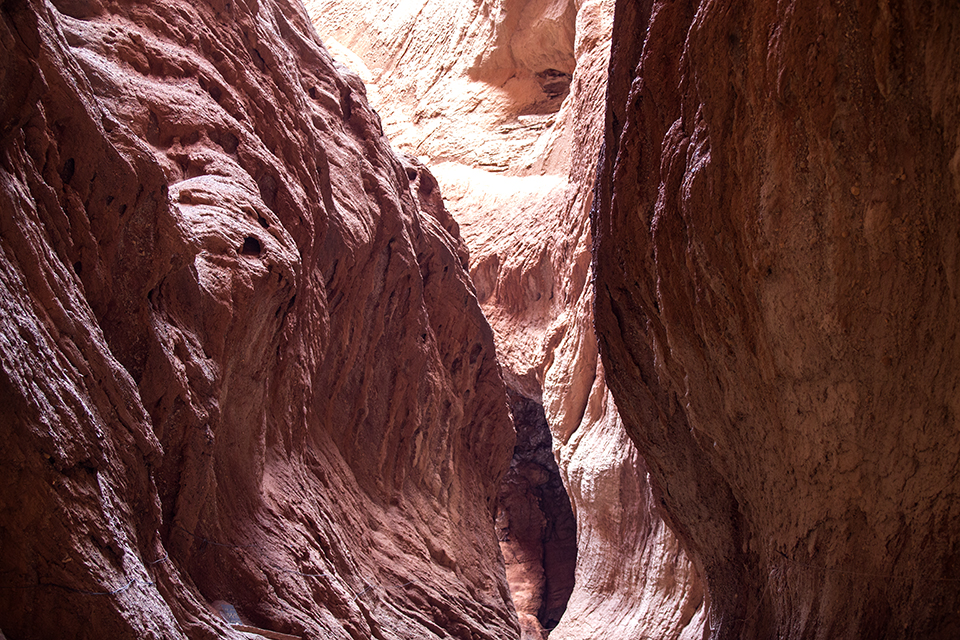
(306, 0), (578, 173)
(593, 1), (960, 638)
(0, 1), (517, 638)
(308, 1), (705, 638)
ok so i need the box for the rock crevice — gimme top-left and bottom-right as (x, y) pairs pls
(496, 383), (577, 639)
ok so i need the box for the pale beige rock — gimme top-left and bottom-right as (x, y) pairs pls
(306, 0), (576, 172)
(307, 0), (705, 637)
(550, 365), (704, 640)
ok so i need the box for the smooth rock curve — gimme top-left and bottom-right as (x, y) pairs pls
(593, 1), (960, 638)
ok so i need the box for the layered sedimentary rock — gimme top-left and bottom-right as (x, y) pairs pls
(308, 1), (705, 638)
(593, 1), (960, 639)
(0, 1), (517, 639)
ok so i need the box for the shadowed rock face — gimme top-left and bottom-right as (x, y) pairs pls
(0, 1), (517, 638)
(496, 384), (577, 640)
(593, 1), (960, 638)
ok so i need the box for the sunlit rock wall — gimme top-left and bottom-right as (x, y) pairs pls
(308, 1), (705, 638)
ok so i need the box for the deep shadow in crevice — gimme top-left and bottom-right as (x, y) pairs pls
(497, 384), (578, 634)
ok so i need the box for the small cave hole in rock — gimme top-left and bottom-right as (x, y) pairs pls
(536, 69), (572, 100)
(258, 173), (278, 212)
(241, 236), (262, 256)
(60, 157), (76, 184)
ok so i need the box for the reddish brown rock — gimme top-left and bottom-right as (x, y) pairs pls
(308, 1), (705, 638)
(594, 1), (960, 638)
(0, 1), (517, 638)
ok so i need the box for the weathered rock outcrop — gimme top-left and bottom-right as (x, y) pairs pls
(309, 1), (705, 638)
(593, 1), (960, 638)
(0, 1), (517, 638)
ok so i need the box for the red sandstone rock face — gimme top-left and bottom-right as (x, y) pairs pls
(0, 1), (517, 638)
(593, 1), (960, 638)
(308, 1), (705, 638)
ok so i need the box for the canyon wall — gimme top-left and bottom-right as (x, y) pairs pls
(593, 1), (960, 638)
(0, 1), (518, 638)
(308, 1), (705, 638)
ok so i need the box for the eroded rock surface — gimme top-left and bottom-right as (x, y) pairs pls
(593, 1), (960, 638)
(0, 1), (517, 638)
(308, 1), (705, 638)
(306, 0), (577, 172)
(550, 366), (704, 640)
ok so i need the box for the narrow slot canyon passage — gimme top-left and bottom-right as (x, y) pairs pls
(3, 0), (958, 638)
(308, 1), (960, 637)
(305, 1), (704, 638)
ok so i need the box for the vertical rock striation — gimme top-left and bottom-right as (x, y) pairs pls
(548, 364), (704, 640)
(308, 1), (705, 638)
(593, 1), (960, 638)
(0, 1), (517, 638)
